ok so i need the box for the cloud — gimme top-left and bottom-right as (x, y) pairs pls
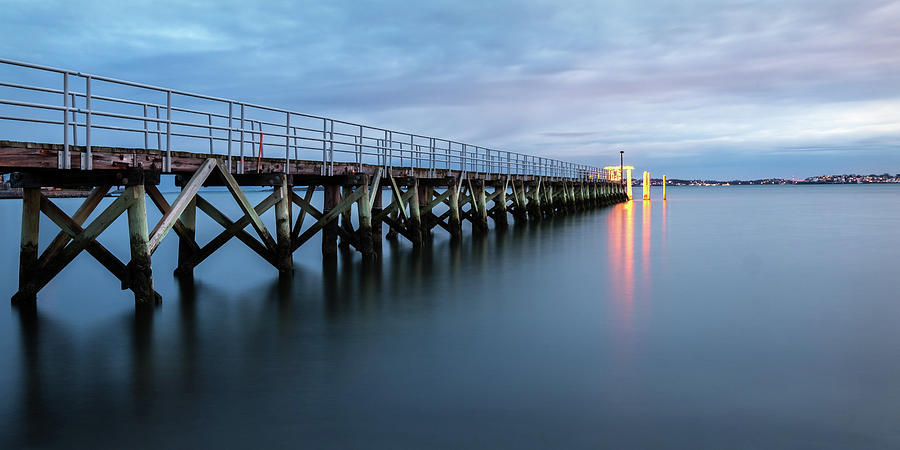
(1, 0), (898, 178)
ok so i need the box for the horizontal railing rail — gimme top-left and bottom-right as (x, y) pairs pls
(0, 58), (608, 180)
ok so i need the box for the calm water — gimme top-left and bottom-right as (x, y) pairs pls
(0, 185), (899, 449)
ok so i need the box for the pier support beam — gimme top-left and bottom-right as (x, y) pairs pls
(126, 184), (159, 306)
(322, 184), (339, 259)
(275, 175), (293, 278)
(371, 180), (383, 255)
(12, 188), (40, 306)
(545, 183), (556, 217)
(174, 192), (196, 280)
(494, 179), (508, 227)
(408, 178), (423, 247)
(527, 180), (542, 220)
(448, 177), (462, 240)
(358, 175), (375, 261)
(513, 181), (527, 222)
(418, 182), (431, 242)
(473, 180), (489, 233)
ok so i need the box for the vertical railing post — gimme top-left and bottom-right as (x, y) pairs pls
(70, 93), (78, 147)
(462, 144), (466, 174)
(155, 106), (161, 151)
(284, 112), (291, 174)
(227, 102), (233, 172)
(293, 126), (299, 161)
(329, 120), (335, 176)
(84, 75), (92, 170)
(358, 125), (363, 172)
(165, 90), (171, 172)
(208, 113), (214, 155)
(239, 104), (245, 174)
(386, 131), (392, 170)
(143, 104), (149, 150)
(61, 72), (70, 169)
(321, 118), (327, 176)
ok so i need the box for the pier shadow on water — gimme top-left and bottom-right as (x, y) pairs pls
(2, 214), (600, 449)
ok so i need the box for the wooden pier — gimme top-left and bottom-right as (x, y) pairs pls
(1, 141), (627, 307)
(0, 58), (629, 308)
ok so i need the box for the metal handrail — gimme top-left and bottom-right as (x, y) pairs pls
(0, 57), (607, 180)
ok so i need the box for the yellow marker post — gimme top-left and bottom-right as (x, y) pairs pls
(642, 171), (650, 200)
(662, 175), (667, 200)
(626, 168), (633, 200)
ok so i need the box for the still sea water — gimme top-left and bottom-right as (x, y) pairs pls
(0, 185), (899, 449)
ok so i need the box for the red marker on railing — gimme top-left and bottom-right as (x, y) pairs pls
(257, 132), (263, 174)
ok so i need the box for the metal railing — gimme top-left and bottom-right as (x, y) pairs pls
(0, 58), (607, 180)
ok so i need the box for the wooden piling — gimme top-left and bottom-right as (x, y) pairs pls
(12, 188), (40, 305)
(448, 177), (462, 240)
(358, 175), (375, 261)
(275, 174), (293, 277)
(418, 182), (431, 241)
(473, 180), (489, 233)
(408, 178), (423, 247)
(322, 184), (339, 258)
(527, 180), (542, 220)
(371, 181), (383, 254)
(339, 185), (353, 251)
(494, 179), (508, 227)
(126, 184), (158, 306)
(174, 191), (196, 280)
(545, 183), (556, 216)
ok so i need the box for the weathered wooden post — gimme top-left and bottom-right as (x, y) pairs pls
(126, 183), (158, 306)
(474, 180), (489, 233)
(275, 174), (293, 277)
(545, 183), (556, 216)
(322, 184), (339, 258)
(418, 181), (431, 241)
(339, 185), (353, 251)
(174, 190), (196, 280)
(408, 178), (423, 247)
(386, 208), (399, 240)
(11, 188), (40, 306)
(357, 175), (375, 261)
(371, 180), (383, 254)
(578, 180), (590, 209)
(495, 180), (509, 227)
(512, 180), (527, 222)
(573, 181), (580, 210)
(527, 180), (542, 220)
(448, 177), (462, 240)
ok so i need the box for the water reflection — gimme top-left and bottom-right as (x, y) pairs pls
(5, 188), (900, 448)
(641, 200), (652, 296)
(608, 201), (635, 332)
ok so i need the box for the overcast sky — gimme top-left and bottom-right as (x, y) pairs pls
(3, 0), (899, 178)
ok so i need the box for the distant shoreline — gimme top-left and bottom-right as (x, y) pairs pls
(0, 188), (101, 199)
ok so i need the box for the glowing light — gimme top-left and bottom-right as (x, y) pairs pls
(603, 165), (635, 182)
(642, 171), (651, 200)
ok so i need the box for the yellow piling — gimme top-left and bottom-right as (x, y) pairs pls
(626, 168), (633, 200)
(642, 171), (650, 200)
(662, 175), (667, 200)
